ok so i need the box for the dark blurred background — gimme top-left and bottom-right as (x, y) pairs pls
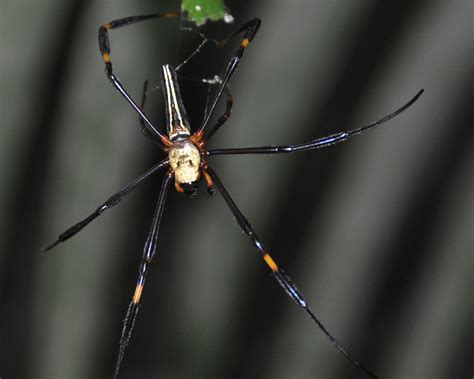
(0, 1), (472, 378)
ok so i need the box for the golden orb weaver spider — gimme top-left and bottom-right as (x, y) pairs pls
(42, 12), (423, 378)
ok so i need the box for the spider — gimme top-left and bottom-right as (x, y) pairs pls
(42, 12), (424, 378)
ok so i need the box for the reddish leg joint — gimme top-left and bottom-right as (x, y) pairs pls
(175, 182), (185, 193)
(190, 131), (207, 148)
(202, 169), (213, 190)
(161, 136), (173, 148)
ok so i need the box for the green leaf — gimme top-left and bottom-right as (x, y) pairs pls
(181, 0), (232, 26)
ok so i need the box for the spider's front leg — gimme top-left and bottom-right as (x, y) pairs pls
(98, 14), (180, 146)
(196, 17), (261, 138)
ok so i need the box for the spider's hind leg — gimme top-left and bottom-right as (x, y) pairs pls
(114, 173), (173, 377)
(206, 166), (379, 379)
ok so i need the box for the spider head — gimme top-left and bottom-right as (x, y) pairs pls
(168, 139), (201, 186)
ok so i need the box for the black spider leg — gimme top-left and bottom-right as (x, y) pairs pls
(208, 89), (424, 156)
(98, 14), (181, 146)
(206, 166), (378, 379)
(185, 76), (234, 143)
(196, 18), (261, 139)
(144, 14), (253, 142)
(177, 75), (225, 130)
(114, 172), (173, 378)
(147, 73), (234, 143)
(136, 79), (158, 142)
(41, 159), (169, 252)
(174, 75), (232, 139)
(203, 86), (233, 142)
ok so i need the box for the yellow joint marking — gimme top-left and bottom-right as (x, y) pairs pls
(241, 38), (250, 48)
(103, 22), (112, 29)
(263, 253), (278, 272)
(102, 52), (111, 63)
(132, 284), (144, 304)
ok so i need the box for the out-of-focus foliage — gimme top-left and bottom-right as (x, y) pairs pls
(181, 0), (230, 25)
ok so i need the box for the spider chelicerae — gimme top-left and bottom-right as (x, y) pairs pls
(42, 12), (423, 378)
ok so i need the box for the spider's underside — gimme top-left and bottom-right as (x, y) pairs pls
(42, 12), (423, 379)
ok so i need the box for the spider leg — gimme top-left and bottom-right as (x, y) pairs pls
(198, 16), (272, 141)
(98, 14), (180, 146)
(136, 79), (159, 142)
(206, 166), (378, 379)
(140, 77), (230, 145)
(114, 172), (173, 378)
(151, 16), (257, 143)
(41, 160), (169, 252)
(208, 89), (424, 156)
(178, 75), (233, 142)
(195, 18), (261, 138)
(202, 86), (233, 142)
